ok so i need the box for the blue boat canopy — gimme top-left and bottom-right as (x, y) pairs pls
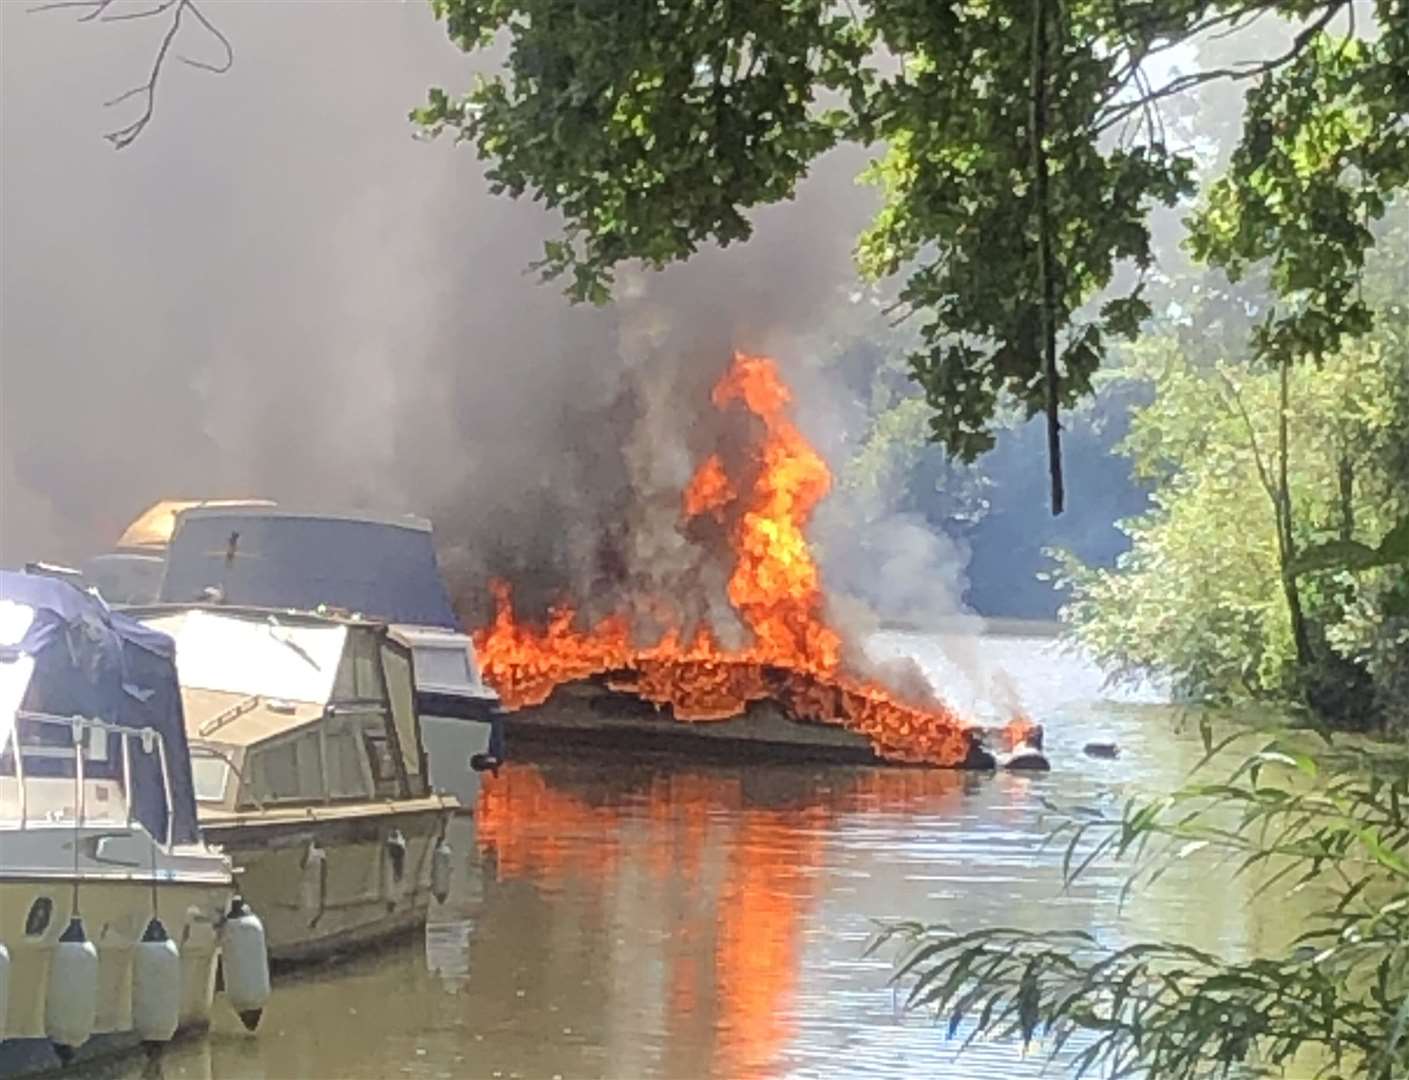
(0, 570), (200, 844)
(157, 508), (459, 629)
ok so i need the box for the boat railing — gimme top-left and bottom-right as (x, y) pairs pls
(197, 692), (262, 738)
(1, 709), (176, 849)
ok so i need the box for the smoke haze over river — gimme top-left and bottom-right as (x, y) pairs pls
(5, 2), (974, 639)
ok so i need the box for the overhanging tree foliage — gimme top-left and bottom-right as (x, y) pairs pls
(414, 0), (1409, 515)
(1050, 207), (1409, 722)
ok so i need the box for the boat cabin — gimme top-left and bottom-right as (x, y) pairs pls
(0, 575), (248, 1071)
(155, 505), (499, 708)
(151, 506), (504, 802)
(1, 572), (203, 847)
(135, 607), (433, 811)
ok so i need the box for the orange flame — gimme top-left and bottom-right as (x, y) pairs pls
(1001, 710), (1043, 753)
(682, 452), (733, 522)
(474, 352), (977, 766)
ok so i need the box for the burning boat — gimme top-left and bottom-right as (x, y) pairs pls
(132, 604), (457, 962)
(472, 353), (1006, 768)
(0, 573), (269, 1075)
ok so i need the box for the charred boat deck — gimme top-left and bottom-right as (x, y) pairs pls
(502, 679), (1000, 767)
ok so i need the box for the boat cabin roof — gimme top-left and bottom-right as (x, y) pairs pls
(138, 606), (355, 712)
(138, 605), (432, 807)
(117, 498), (277, 552)
(155, 506), (458, 628)
(177, 687), (326, 749)
(138, 606), (407, 739)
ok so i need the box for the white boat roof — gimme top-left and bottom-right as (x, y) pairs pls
(141, 608), (347, 706)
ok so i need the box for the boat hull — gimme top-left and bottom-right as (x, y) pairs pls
(506, 681), (891, 765)
(0, 876), (230, 1076)
(199, 796), (455, 963)
(420, 713), (493, 807)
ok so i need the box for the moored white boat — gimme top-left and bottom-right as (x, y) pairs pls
(0, 573), (269, 1075)
(97, 502), (503, 807)
(133, 604), (459, 962)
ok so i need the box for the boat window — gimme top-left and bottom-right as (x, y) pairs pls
(413, 646), (471, 690)
(296, 730), (322, 793)
(80, 554), (164, 605)
(332, 629), (386, 703)
(381, 643), (422, 784)
(323, 719), (372, 800)
(1, 713), (118, 781)
(360, 727), (405, 798)
(190, 751), (229, 803)
(1, 714), (131, 824)
(158, 511), (460, 628)
(251, 731), (324, 802)
(330, 705), (403, 796)
(253, 742), (297, 801)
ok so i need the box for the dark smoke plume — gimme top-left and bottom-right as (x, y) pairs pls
(1, 2), (977, 648)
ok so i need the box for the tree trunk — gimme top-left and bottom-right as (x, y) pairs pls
(1276, 357), (1313, 667)
(1031, 0), (1064, 516)
(1337, 456), (1355, 542)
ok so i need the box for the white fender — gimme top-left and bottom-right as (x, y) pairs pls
(220, 897), (270, 1032)
(382, 830), (408, 909)
(0, 940), (11, 1041)
(300, 841), (327, 915)
(132, 918), (182, 1043)
(45, 918), (99, 1055)
(431, 838), (453, 905)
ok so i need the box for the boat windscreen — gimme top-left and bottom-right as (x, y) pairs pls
(82, 553), (165, 605)
(159, 511), (459, 628)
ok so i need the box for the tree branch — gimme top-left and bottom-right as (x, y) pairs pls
(1208, 6), (1274, 41)
(26, 0), (118, 18)
(101, 1), (179, 21)
(30, 0), (233, 149)
(1095, 1), (1281, 142)
(178, 2), (232, 74)
(1097, 0), (1350, 135)
(1213, 367), (1278, 510)
(102, 0), (187, 148)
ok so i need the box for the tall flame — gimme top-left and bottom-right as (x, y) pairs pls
(475, 352), (977, 766)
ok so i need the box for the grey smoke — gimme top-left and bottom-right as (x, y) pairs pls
(1, 2), (981, 679)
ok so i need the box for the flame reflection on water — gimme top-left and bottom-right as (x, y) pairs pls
(124, 640), (1292, 1080)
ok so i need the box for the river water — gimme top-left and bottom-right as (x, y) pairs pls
(106, 632), (1299, 1080)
